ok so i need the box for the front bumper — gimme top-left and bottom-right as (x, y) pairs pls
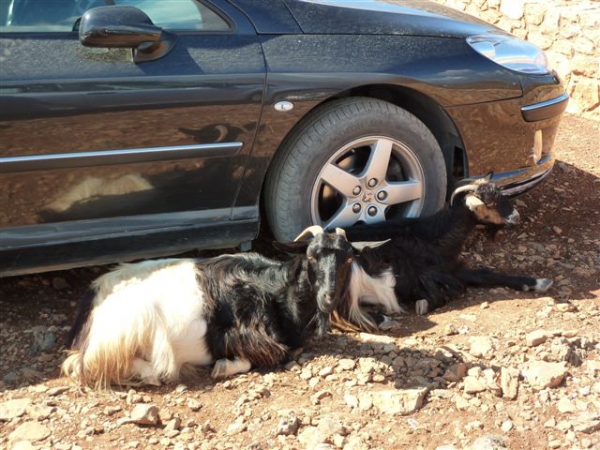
(446, 74), (567, 196)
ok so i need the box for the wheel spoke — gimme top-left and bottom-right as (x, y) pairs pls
(383, 180), (423, 205)
(323, 202), (360, 229)
(363, 138), (393, 182)
(320, 163), (360, 197)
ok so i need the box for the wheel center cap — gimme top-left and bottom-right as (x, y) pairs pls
(362, 191), (374, 203)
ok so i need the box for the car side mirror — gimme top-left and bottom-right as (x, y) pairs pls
(78, 6), (177, 63)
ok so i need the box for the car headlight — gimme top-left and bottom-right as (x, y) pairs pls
(467, 33), (550, 75)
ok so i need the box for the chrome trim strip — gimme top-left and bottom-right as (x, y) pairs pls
(521, 93), (569, 112)
(500, 167), (553, 196)
(0, 142), (243, 173)
(521, 93), (569, 122)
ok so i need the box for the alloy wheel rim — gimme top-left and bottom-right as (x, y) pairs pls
(310, 136), (426, 229)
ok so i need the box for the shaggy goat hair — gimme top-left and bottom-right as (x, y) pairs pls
(62, 227), (366, 389)
(344, 176), (553, 317)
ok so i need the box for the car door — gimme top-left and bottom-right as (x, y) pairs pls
(0, 0), (265, 250)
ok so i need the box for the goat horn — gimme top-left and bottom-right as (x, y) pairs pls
(450, 183), (480, 206)
(335, 228), (347, 238)
(350, 239), (391, 251)
(294, 225), (325, 242)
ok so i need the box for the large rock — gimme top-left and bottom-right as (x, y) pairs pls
(0, 398), (32, 421)
(371, 388), (428, 415)
(8, 421), (51, 443)
(521, 361), (568, 390)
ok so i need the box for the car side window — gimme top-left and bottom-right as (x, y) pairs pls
(0, 0), (230, 33)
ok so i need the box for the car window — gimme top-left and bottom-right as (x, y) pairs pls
(0, 0), (230, 33)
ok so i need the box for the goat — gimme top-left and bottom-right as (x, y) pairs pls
(62, 226), (365, 389)
(343, 176), (553, 317)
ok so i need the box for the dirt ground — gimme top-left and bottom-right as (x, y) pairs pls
(0, 114), (599, 450)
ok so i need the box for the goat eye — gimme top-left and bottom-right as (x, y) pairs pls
(307, 255), (315, 261)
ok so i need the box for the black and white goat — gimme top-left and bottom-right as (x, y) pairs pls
(344, 176), (553, 318)
(62, 227), (366, 389)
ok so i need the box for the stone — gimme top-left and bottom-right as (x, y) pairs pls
(337, 359), (356, 371)
(47, 386), (70, 396)
(371, 388), (428, 415)
(164, 418), (181, 432)
(557, 397), (576, 413)
(500, 367), (519, 400)
(317, 417), (346, 438)
(455, 395), (470, 410)
(500, 0), (523, 20)
(469, 336), (495, 359)
(227, 421), (247, 435)
(443, 363), (468, 382)
(522, 362), (568, 390)
(124, 404), (160, 426)
(187, 398), (202, 412)
(571, 412), (600, 434)
(466, 434), (508, 449)
(344, 393), (359, 409)
(276, 412), (299, 436)
(10, 442), (36, 450)
(464, 376), (487, 394)
(0, 398), (32, 421)
(8, 422), (51, 443)
(526, 330), (548, 347)
(311, 390), (332, 405)
(501, 420), (514, 432)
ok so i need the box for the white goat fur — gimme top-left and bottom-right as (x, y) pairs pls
(348, 264), (403, 319)
(62, 259), (233, 388)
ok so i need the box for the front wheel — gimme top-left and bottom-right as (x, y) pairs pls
(264, 97), (447, 242)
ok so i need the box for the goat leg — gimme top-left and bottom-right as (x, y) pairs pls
(456, 268), (552, 292)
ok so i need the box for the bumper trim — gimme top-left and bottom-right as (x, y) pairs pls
(472, 153), (555, 196)
(521, 93), (569, 122)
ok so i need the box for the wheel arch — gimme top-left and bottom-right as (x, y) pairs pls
(261, 84), (467, 211)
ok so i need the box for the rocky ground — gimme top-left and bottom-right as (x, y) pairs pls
(0, 114), (599, 450)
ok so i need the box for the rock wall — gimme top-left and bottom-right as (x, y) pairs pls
(435, 0), (600, 120)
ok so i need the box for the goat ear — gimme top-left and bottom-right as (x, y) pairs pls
(272, 240), (310, 254)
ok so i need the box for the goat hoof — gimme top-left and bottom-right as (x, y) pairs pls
(534, 278), (553, 293)
(211, 360), (228, 380)
(415, 299), (430, 316)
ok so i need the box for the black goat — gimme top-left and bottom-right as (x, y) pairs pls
(344, 177), (552, 317)
(62, 227), (366, 389)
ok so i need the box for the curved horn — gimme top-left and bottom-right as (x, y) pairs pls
(335, 228), (347, 238)
(450, 183), (480, 206)
(350, 239), (391, 251)
(294, 225), (325, 242)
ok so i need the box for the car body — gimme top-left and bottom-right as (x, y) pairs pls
(0, 0), (568, 276)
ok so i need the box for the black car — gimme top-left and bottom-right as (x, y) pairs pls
(0, 0), (568, 276)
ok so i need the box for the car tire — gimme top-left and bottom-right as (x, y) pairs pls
(264, 97), (447, 242)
